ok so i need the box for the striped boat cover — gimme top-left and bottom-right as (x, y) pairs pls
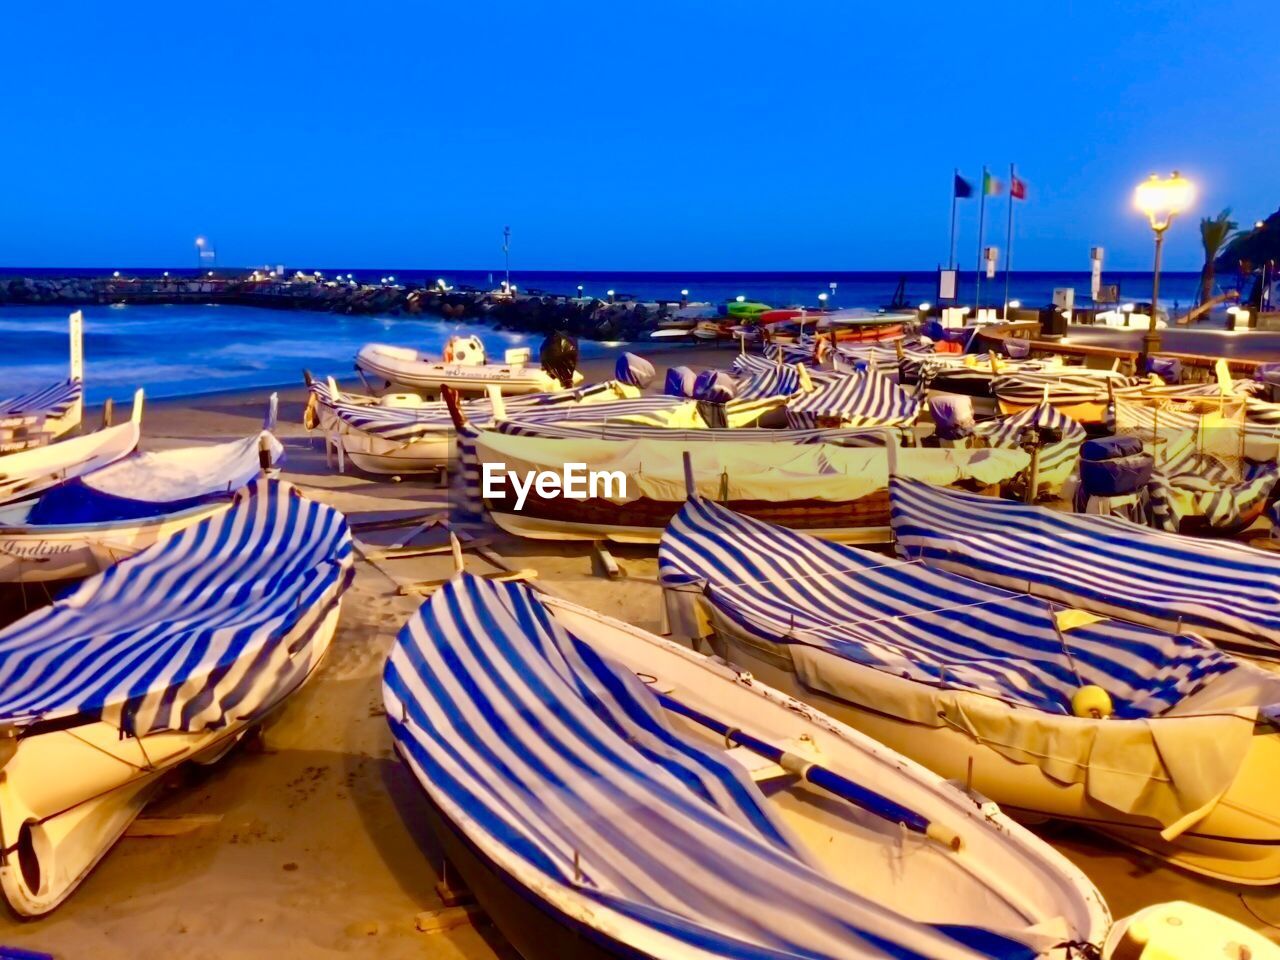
(735, 365), (800, 399)
(763, 340), (819, 365)
(385, 573), (1037, 960)
(0, 479), (353, 735)
(0, 379), (82, 423)
(787, 367), (921, 429)
(316, 380), (633, 441)
(661, 497), (1235, 718)
(973, 404), (1085, 490)
(889, 477), (1280, 654)
(993, 371), (1139, 407)
(493, 420), (892, 446)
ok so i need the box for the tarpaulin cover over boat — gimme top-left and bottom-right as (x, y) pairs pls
(973, 403), (1085, 492)
(786, 367), (921, 429)
(313, 380), (636, 441)
(0, 479), (353, 736)
(661, 497), (1278, 831)
(889, 477), (1280, 656)
(466, 431), (1028, 506)
(21, 432), (283, 526)
(661, 498), (1235, 719)
(0, 379), (82, 424)
(384, 573), (1040, 960)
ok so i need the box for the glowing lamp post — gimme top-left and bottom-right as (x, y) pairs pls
(1134, 171), (1194, 362)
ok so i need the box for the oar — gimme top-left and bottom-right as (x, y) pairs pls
(654, 690), (962, 851)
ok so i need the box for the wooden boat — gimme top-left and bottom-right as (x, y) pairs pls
(459, 423), (1027, 543)
(0, 479), (352, 914)
(0, 418), (282, 583)
(889, 477), (1280, 661)
(307, 376), (666, 475)
(661, 497), (1280, 884)
(0, 389), (143, 507)
(385, 572), (1113, 960)
(0, 310), (84, 454)
(355, 339), (580, 397)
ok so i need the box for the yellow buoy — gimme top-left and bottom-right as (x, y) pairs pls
(1072, 685), (1114, 719)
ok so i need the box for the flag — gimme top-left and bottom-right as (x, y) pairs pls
(1010, 174), (1027, 200)
(954, 174), (973, 198)
(983, 170), (1003, 196)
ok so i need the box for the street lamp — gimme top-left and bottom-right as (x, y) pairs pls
(818, 292), (829, 308)
(1134, 171), (1194, 362)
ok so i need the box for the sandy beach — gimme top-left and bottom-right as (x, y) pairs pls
(2, 343), (1277, 957)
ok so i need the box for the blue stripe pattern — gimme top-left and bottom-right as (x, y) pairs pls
(889, 477), (1280, 656)
(314, 380), (628, 441)
(787, 368), (921, 429)
(661, 497), (1235, 718)
(0, 379), (81, 423)
(0, 479), (353, 735)
(973, 403), (1086, 483)
(384, 573), (1037, 960)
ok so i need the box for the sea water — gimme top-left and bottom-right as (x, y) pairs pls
(0, 269), (1212, 404)
(0, 303), (562, 404)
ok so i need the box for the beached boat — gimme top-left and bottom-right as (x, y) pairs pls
(459, 424), (1027, 543)
(889, 477), (1280, 660)
(785, 365), (922, 429)
(355, 340), (580, 396)
(660, 497), (1280, 884)
(0, 389), (143, 507)
(0, 311), (84, 454)
(993, 369), (1139, 422)
(0, 478), (353, 915)
(385, 572), (1112, 960)
(0, 420), (283, 583)
(306, 376), (646, 475)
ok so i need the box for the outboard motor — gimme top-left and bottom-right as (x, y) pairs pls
(929, 395), (976, 445)
(540, 331), (579, 389)
(616, 352), (657, 388)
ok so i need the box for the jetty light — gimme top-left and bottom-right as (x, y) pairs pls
(1256, 221), (1266, 230)
(577, 284), (584, 295)
(736, 295), (746, 303)
(388, 275), (395, 283)
(607, 289), (615, 296)
(818, 293), (828, 304)
(195, 236), (205, 247)
(918, 302), (931, 311)
(208, 271), (214, 277)
(681, 289), (689, 296)
(163, 271), (169, 277)
(1009, 299), (1021, 309)
(112, 271), (120, 278)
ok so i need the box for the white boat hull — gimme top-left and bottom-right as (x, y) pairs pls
(703, 623), (1280, 885)
(356, 343), (580, 396)
(0, 589), (344, 915)
(0, 502), (230, 583)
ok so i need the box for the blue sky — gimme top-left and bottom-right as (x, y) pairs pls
(4, 0), (1273, 271)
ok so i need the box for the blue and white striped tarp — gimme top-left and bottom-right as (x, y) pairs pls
(0, 379), (82, 423)
(493, 420), (892, 445)
(787, 367), (921, 429)
(735, 365), (801, 399)
(315, 380), (632, 441)
(0, 479), (353, 735)
(973, 403), (1086, 490)
(993, 370), (1139, 408)
(889, 477), (1280, 656)
(385, 572), (1039, 960)
(662, 497), (1235, 717)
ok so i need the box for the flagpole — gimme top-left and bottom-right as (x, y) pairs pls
(1003, 162), (1015, 319)
(975, 166), (988, 308)
(948, 168), (959, 270)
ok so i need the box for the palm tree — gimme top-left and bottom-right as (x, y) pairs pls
(1198, 208), (1238, 305)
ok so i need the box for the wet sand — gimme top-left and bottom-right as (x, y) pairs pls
(2, 342), (1278, 957)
